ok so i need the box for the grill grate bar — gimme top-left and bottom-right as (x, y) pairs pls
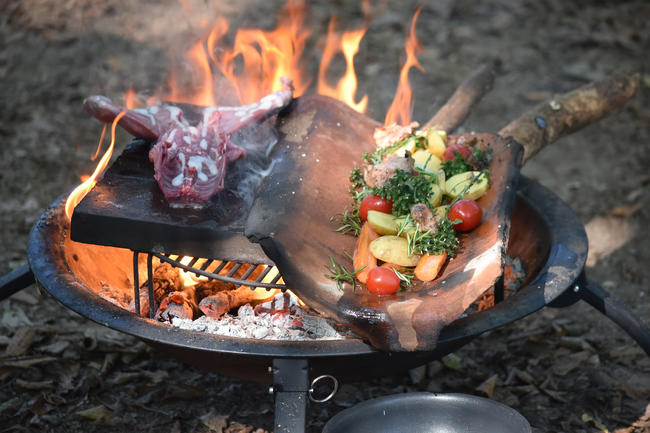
(152, 253), (286, 290)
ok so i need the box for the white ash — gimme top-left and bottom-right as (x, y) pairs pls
(171, 293), (347, 341)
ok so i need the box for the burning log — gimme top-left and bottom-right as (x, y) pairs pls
(130, 263), (183, 317)
(199, 287), (277, 319)
(155, 290), (198, 322)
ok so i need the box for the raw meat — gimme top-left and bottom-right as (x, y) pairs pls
(83, 78), (294, 206)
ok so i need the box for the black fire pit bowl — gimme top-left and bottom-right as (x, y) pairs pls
(322, 392), (531, 433)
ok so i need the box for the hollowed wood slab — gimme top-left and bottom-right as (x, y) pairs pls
(246, 95), (523, 351)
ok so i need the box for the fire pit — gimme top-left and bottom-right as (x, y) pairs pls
(5, 173), (641, 432)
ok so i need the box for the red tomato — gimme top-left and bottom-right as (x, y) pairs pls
(359, 195), (393, 220)
(366, 267), (401, 295)
(442, 144), (472, 162)
(449, 199), (483, 232)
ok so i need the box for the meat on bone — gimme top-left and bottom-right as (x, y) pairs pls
(83, 78), (294, 206)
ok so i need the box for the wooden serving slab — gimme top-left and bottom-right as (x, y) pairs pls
(246, 71), (639, 351)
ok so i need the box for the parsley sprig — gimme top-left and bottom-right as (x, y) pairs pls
(372, 169), (435, 216)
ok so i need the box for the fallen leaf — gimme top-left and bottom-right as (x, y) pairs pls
(582, 413), (609, 432)
(610, 202), (643, 217)
(75, 405), (119, 424)
(4, 327), (36, 357)
(200, 410), (228, 432)
(475, 374), (498, 398)
(442, 353), (461, 370)
(585, 214), (636, 267)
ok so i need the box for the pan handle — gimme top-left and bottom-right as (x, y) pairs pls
(0, 264), (35, 302)
(499, 72), (640, 164)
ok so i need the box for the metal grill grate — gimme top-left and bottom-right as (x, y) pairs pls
(131, 251), (286, 318)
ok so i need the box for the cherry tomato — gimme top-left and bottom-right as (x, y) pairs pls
(449, 199), (482, 232)
(359, 195), (393, 220)
(442, 144), (472, 162)
(366, 267), (401, 295)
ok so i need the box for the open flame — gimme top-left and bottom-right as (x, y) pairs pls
(65, 111), (126, 220)
(384, 8), (424, 126)
(317, 18), (368, 113)
(68, 1), (425, 221)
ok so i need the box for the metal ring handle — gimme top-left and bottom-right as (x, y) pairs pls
(309, 374), (339, 403)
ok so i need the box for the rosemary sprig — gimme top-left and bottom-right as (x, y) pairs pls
(331, 207), (362, 236)
(324, 255), (364, 290)
(392, 267), (415, 289)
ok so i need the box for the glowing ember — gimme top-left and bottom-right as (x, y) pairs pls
(317, 18), (368, 113)
(65, 111), (126, 221)
(384, 8), (424, 126)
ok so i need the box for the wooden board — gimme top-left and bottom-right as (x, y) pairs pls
(246, 95), (523, 351)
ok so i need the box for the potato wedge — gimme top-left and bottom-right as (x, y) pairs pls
(367, 210), (399, 235)
(437, 168), (446, 193)
(428, 183), (443, 207)
(446, 171), (489, 200)
(392, 137), (417, 157)
(412, 149), (441, 173)
(426, 128), (446, 158)
(369, 236), (420, 267)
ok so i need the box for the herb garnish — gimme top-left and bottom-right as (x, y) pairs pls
(407, 218), (460, 256)
(372, 169), (435, 216)
(324, 255), (364, 290)
(331, 207), (363, 236)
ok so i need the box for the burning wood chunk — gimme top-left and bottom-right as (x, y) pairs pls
(130, 263), (184, 317)
(199, 287), (277, 319)
(155, 290), (198, 322)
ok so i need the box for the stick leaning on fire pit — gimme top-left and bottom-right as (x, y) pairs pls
(246, 69), (640, 351)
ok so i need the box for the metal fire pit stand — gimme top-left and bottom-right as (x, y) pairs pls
(2, 178), (650, 433)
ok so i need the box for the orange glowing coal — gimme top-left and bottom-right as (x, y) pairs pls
(384, 8), (424, 126)
(65, 111), (125, 220)
(317, 18), (368, 114)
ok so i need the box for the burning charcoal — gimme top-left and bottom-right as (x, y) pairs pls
(199, 287), (277, 319)
(155, 290), (198, 322)
(129, 263), (184, 317)
(253, 292), (299, 316)
(83, 78), (294, 206)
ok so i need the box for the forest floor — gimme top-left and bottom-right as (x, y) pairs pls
(1, 1), (649, 432)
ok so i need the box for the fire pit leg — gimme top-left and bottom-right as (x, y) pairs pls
(550, 272), (650, 356)
(0, 264), (35, 301)
(272, 358), (309, 433)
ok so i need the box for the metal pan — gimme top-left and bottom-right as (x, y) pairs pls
(322, 392), (531, 433)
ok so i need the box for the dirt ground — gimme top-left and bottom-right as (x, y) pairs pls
(1, 0), (649, 432)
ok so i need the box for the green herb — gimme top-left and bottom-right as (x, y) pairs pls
(407, 218), (459, 256)
(362, 135), (421, 165)
(372, 169), (434, 216)
(349, 166), (365, 189)
(331, 207), (362, 237)
(442, 152), (472, 177)
(392, 267), (415, 289)
(324, 255), (364, 290)
(472, 145), (492, 168)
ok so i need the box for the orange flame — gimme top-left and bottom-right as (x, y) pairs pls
(384, 8), (424, 125)
(65, 111), (126, 221)
(90, 124), (107, 161)
(123, 88), (142, 110)
(317, 18), (368, 113)
(207, 0), (311, 104)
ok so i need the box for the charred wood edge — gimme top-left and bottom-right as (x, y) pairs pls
(0, 264), (35, 301)
(498, 71), (640, 164)
(423, 59), (500, 133)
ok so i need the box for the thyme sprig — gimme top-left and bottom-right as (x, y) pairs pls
(406, 218), (460, 256)
(324, 255), (364, 290)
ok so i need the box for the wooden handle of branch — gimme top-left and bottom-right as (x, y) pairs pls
(499, 72), (640, 164)
(423, 60), (499, 133)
